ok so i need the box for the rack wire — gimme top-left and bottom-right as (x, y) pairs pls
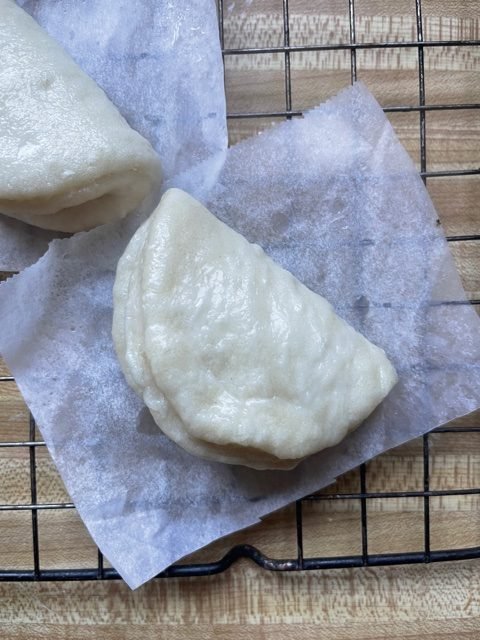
(0, 0), (479, 581)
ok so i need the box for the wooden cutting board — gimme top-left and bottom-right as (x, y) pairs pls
(1, 1), (479, 637)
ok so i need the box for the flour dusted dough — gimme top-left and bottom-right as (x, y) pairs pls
(113, 188), (398, 469)
(0, 0), (161, 232)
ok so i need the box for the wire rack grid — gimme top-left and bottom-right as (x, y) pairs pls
(0, 0), (479, 581)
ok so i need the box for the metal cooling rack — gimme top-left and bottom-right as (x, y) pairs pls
(0, 0), (479, 581)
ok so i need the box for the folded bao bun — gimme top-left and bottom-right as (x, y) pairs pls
(112, 188), (398, 470)
(0, 0), (161, 232)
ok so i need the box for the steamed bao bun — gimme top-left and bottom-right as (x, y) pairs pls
(112, 188), (397, 470)
(0, 0), (161, 232)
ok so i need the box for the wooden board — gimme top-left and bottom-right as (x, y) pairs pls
(0, 0), (479, 637)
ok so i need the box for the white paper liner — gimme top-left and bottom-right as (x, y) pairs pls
(0, 83), (479, 589)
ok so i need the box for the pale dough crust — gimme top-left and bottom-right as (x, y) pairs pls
(113, 217), (298, 469)
(113, 188), (398, 469)
(0, 0), (161, 232)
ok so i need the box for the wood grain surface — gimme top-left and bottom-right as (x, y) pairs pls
(1, 0), (479, 637)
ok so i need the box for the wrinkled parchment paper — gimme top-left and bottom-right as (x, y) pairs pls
(1, 84), (479, 589)
(0, 0), (227, 270)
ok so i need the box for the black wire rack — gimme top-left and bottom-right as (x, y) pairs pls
(0, 0), (479, 582)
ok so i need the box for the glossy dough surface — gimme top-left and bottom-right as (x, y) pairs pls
(113, 188), (398, 469)
(0, 0), (161, 231)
